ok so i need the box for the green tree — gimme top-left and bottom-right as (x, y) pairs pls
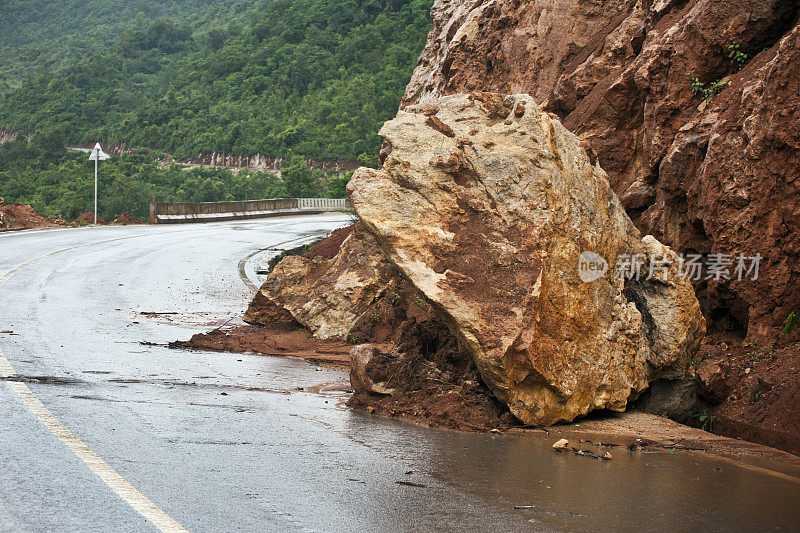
(283, 156), (320, 198)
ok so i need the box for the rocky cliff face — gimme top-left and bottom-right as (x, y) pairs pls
(403, 0), (800, 339)
(348, 93), (704, 425)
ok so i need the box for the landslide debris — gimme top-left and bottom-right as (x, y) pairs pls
(399, 0), (800, 449)
(249, 223), (397, 340)
(347, 93), (705, 426)
(72, 212), (107, 225)
(110, 212), (144, 225)
(243, 221), (514, 430)
(403, 0), (800, 341)
(0, 197), (65, 231)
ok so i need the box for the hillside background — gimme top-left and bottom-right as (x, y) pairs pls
(0, 0), (432, 220)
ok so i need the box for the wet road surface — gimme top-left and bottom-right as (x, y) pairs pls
(1, 216), (799, 532)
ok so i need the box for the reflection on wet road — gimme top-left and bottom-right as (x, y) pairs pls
(1, 216), (799, 532)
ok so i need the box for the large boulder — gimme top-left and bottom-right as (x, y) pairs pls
(252, 224), (397, 340)
(348, 93), (705, 425)
(402, 0), (800, 340)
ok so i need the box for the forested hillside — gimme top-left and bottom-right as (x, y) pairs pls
(0, 0), (431, 220)
(0, 0), (257, 94)
(0, 133), (349, 222)
(0, 0), (432, 163)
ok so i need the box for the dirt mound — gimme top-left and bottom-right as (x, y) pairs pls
(694, 333), (800, 455)
(178, 299), (351, 371)
(0, 198), (65, 230)
(110, 212), (144, 225)
(304, 223), (356, 260)
(72, 212), (106, 225)
(344, 281), (516, 431)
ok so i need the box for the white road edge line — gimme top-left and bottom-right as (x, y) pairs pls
(237, 234), (322, 291)
(0, 234), (189, 532)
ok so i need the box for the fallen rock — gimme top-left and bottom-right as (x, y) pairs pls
(695, 360), (731, 405)
(552, 438), (570, 451)
(243, 291), (298, 327)
(348, 93), (705, 425)
(349, 344), (395, 396)
(256, 223), (397, 339)
(403, 0), (800, 341)
(635, 379), (699, 422)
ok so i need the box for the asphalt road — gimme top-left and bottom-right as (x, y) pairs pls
(1, 216), (799, 532)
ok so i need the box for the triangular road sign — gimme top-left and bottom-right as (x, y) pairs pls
(89, 142), (111, 161)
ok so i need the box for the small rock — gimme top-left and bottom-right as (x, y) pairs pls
(490, 428), (501, 434)
(350, 344), (395, 395)
(552, 438), (569, 451)
(601, 452), (613, 460)
(695, 360), (731, 404)
(635, 378), (698, 421)
(744, 367), (751, 374)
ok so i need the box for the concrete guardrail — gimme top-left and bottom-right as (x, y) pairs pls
(149, 198), (352, 224)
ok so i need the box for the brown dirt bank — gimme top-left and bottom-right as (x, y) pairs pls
(111, 212), (144, 225)
(72, 212), (106, 225)
(174, 300), (351, 372)
(0, 198), (65, 231)
(303, 223), (355, 260)
(694, 332), (800, 455)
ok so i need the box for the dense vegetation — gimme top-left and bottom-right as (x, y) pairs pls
(0, 0), (432, 163)
(0, 133), (350, 222)
(0, 0), (430, 218)
(0, 1), (257, 94)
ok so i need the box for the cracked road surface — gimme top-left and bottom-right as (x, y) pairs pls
(1, 216), (799, 532)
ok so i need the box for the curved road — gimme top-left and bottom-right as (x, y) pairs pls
(1, 216), (799, 532)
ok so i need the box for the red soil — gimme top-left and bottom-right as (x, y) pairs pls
(696, 332), (800, 455)
(111, 212), (144, 225)
(0, 198), (65, 231)
(176, 299), (351, 372)
(72, 212), (107, 225)
(344, 281), (516, 431)
(304, 223), (356, 260)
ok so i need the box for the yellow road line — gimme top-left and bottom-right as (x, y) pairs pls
(0, 234), (189, 532)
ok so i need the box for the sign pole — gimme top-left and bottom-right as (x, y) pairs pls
(88, 143), (110, 225)
(94, 158), (98, 225)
